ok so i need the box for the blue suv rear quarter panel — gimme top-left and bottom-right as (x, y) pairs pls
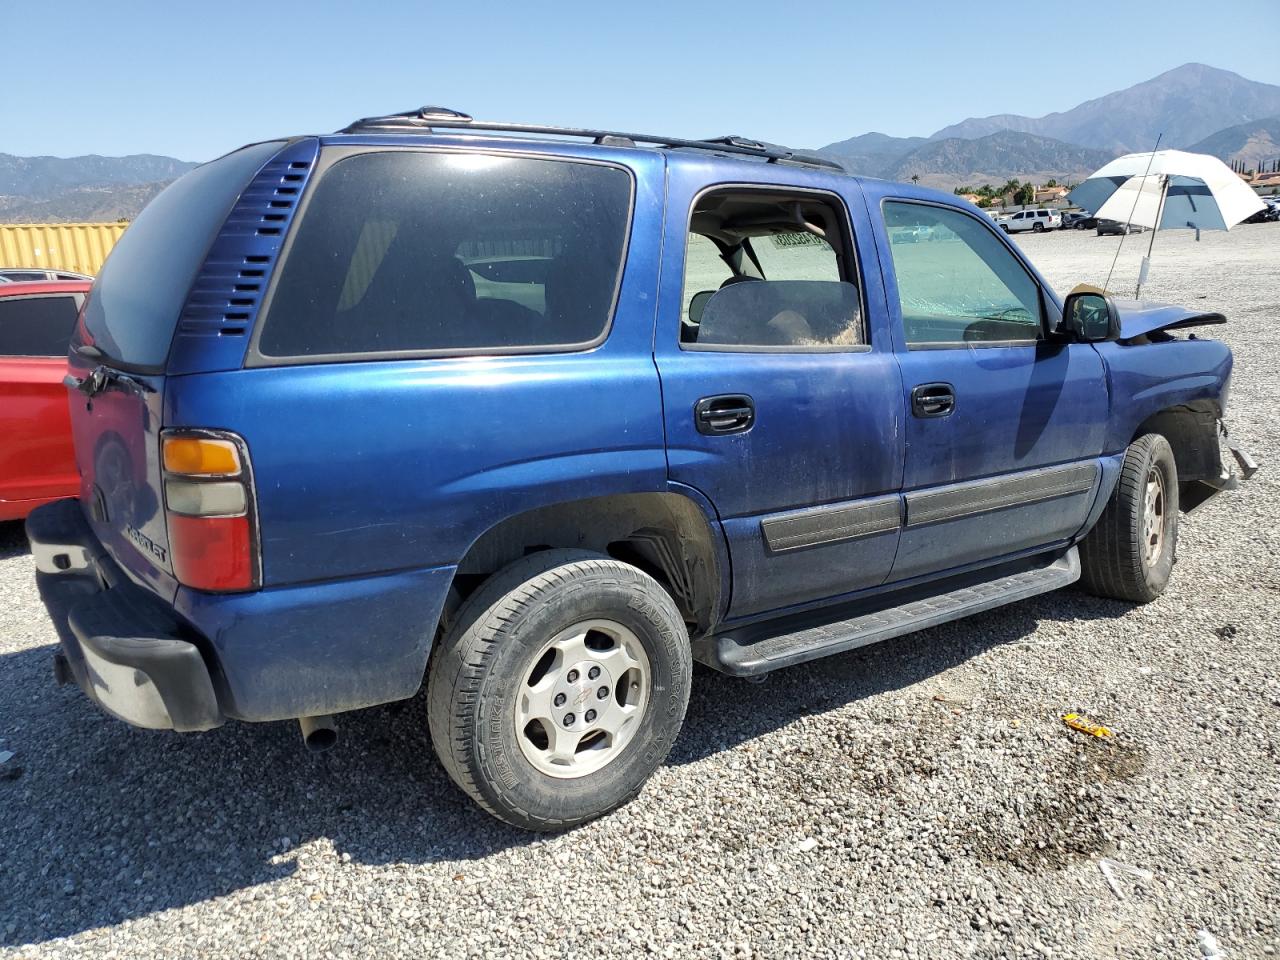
(164, 137), (675, 721)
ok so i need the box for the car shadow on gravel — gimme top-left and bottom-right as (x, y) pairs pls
(0, 519), (28, 559)
(0, 562), (1127, 948)
(671, 589), (1124, 767)
(0, 645), (537, 947)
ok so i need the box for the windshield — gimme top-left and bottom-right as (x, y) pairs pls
(77, 140), (284, 371)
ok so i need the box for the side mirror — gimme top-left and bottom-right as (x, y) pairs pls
(1061, 290), (1120, 342)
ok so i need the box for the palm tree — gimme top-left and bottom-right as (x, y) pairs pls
(910, 174), (920, 185)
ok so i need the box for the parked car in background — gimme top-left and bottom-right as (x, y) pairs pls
(0, 280), (89, 520)
(1243, 199), (1280, 223)
(1060, 212), (1097, 230)
(0, 268), (94, 283)
(25, 111), (1254, 831)
(889, 222), (935, 243)
(1096, 219), (1147, 236)
(995, 209), (1061, 232)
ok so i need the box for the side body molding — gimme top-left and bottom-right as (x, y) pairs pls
(761, 495), (901, 553)
(904, 462), (1100, 527)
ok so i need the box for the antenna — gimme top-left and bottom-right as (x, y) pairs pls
(1135, 173), (1170, 298)
(1103, 132), (1161, 294)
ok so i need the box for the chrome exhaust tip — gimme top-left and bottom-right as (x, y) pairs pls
(298, 714), (338, 752)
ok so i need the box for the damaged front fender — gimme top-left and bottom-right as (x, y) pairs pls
(1181, 420), (1260, 513)
(1111, 300), (1227, 341)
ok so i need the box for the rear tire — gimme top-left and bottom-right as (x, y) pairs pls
(426, 549), (692, 831)
(1032, 222), (1045, 233)
(1079, 434), (1179, 603)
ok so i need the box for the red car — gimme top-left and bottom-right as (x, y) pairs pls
(0, 280), (90, 520)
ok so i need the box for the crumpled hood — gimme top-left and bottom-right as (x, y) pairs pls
(1110, 299), (1226, 340)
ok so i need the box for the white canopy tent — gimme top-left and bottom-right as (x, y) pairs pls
(1068, 150), (1265, 296)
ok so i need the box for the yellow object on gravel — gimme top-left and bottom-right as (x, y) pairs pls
(1063, 713), (1114, 739)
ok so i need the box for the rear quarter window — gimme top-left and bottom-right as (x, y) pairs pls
(0, 295), (79, 356)
(255, 151), (633, 361)
(78, 140), (285, 370)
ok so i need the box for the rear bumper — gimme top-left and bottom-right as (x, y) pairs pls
(27, 498), (457, 728)
(27, 498), (223, 731)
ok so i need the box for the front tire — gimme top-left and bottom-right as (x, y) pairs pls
(427, 549), (692, 830)
(1079, 434), (1179, 603)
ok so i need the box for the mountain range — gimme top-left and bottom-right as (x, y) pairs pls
(927, 63), (1280, 153)
(0, 153), (197, 223)
(1187, 116), (1280, 170)
(817, 63), (1280, 190)
(3, 63), (1279, 222)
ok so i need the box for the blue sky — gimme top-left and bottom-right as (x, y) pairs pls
(6, 0), (1278, 161)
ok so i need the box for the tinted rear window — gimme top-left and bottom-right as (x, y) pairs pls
(0, 295), (79, 356)
(78, 140), (284, 370)
(256, 151), (632, 359)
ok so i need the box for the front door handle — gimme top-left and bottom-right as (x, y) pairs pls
(911, 382), (955, 418)
(695, 394), (755, 435)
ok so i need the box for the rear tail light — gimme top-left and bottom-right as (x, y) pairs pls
(161, 430), (260, 592)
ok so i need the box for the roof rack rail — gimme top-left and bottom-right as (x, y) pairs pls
(337, 107), (847, 173)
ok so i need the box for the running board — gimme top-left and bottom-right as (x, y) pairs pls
(694, 548), (1080, 676)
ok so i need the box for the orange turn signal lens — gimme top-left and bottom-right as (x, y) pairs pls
(163, 436), (241, 476)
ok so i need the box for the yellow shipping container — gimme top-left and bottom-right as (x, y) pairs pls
(0, 223), (128, 277)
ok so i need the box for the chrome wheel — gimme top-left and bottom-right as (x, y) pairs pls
(1141, 466), (1166, 566)
(515, 619), (651, 779)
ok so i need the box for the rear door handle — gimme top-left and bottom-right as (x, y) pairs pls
(911, 382), (955, 418)
(695, 394), (755, 435)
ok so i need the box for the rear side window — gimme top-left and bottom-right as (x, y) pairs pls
(0, 296), (79, 356)
(679, 189), (863, 351)
(78, 140), (284, 371)
(256, 151), (633, 360)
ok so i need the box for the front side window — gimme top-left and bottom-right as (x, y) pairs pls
(0, 295), (79, 356)
(257, 151), (633, 360)
(883, 201), (1042, 347)
(679, 190), (863, 350)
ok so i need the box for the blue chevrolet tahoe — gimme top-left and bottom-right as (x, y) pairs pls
(26, 108), (1256, 830)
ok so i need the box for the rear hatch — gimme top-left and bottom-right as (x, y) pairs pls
(67, 140), (286, 600)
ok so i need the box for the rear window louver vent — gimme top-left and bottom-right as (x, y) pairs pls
(175, 139), (320, 347)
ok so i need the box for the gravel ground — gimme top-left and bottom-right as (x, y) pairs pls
(2, 222), (1278, 959)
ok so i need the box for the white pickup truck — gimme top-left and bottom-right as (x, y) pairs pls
(995, 209), (1061, 233)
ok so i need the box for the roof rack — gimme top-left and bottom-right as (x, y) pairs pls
(338, 107), (847, 173)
